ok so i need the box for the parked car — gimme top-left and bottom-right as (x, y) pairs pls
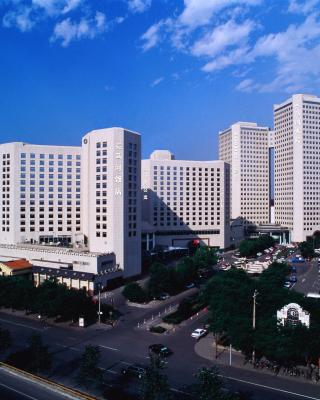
(191, 328), (207, 339)
(256, 252), (263, 257)
(289, 275), (297, 283)
(291, 266), (297, 272)
(121, 364), (147, 379)
(157, 292), (170, 300)
(284, 281), (292, 289)
(148, 344), (173, 357)
(185, 283), (195, 289)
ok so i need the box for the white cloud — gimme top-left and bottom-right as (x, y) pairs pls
(51, 11), (106, 46)
(150, 76), (164, 87)
(178, 0), (261, 28)
(141, 19), (169, 51)
(3, 7), (35, 32)
(128, 0), (151, 13)
(32, 0), (82, 15)
(235, 78), (257, 92)
(191, 19), (255, 57)
(288, 0), (320, 14)
(237, 14), (320, 92)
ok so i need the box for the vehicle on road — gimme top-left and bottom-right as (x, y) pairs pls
(191, 328), (207, 339)
(257, 252), (263, 257)
(148, 344), (173, 357)
(289, 275), (297, 283)
(121, 364), (147, 379)
(307, 292), (320, 298)
(157, 292), (170, 300)
(185, 283), (195, 289)
(291, 265), (297, 272)
(284, 281), (292, 289)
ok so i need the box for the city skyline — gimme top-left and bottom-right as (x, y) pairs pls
(1, 1), (320, 160)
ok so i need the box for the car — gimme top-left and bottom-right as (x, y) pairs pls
(284, 281), (292, 289)
(289, 275), (297, 283)
(291, 266), (297, 272)
(256, 252), (263, 257)
(191, 328), (207, 339)
(148, 344), (173, 357)
(185, 283), (195, 289)
(157, 292), (170, 300)
(121, 364), (147, 379)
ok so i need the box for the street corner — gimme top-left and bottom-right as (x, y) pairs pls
(194, 333), (214, 362)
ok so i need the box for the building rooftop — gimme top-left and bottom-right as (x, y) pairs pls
(3, 259), (33, 270)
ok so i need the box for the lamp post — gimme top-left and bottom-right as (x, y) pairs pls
(97, 282), (102, 324)
(252, 289), (259, 364)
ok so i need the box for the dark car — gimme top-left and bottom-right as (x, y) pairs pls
(291, 266), (297, 273)
(289, 275), (297, 283)
(121, 364), (147, 379)
(148, 344), (173, 357)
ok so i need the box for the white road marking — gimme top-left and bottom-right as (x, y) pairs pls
(0, 318), (43, 332)
(106, 369), (118, 375)
(222, 375), (320, 400)
(120, 361), (132, 365)
(0, 382), (39, 400)
(302, 278), (306, 283)
(55, 343), (81, 352)
(99, 345), (119, 351)
(170, 387), (192, 396)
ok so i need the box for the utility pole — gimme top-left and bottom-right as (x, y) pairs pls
(252, 289), (258, 364)
(98, 288), (101, 324)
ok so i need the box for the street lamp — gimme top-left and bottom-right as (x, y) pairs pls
(252, 289), (259, 364)
(97, 282), (103, 324)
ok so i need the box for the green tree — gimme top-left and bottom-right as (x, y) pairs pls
(193, 367), (228, 400)
(27, 333), (52, 373)
(299, 240), (315, 259)
(77, 345), (103, 388)
(0, 326), (11, 355)
(148, 263), (178, 298)
(193, 247), (218, 269)
(140, 355), (172, 400)
(123, 282), (148, 303)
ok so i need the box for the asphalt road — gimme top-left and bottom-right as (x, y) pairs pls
(293, 258), (320, 295)
(0, 367), (73, 400)
(0, 298), (320, 400)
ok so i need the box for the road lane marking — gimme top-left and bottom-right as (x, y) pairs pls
(222, 375), (320, 399)
(120, 361), (132, 365)
(0, 382), (39, 400)
(302, 278), (306, 283)
(55, 343), (81, 352)
(99, 345), (119, 351)
(0, 318), (43, 332)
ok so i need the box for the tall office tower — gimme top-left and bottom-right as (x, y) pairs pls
(274, 94), (320, 242)
(219, 122), (270, 226)
(141, 150), (230, 249)
(0, 143), (81, 245)
(82, 128), (141, 277)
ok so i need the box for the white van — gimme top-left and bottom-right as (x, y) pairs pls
(307, 293), (320, 299)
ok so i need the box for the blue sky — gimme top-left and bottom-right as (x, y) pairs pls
(1, 0), (320, 159)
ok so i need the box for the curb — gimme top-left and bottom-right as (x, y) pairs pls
(0, 362), (98, 400)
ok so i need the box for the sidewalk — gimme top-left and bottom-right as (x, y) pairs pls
(195, 333), (319, 385)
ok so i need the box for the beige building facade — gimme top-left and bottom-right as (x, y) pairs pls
(274, 94), (320, 242)
(141, 150), (230, 249)
(219, 122), (271, 226)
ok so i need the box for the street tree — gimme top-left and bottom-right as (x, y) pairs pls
(140, 355), (172, 400)
(123, 282), (148, 303)
(193, 367), (228, 400)
(77, 345), (103, 388)
(27, 333), (52, 373)
(0, 326), (11, 355)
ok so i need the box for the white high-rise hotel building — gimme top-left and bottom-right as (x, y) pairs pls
(219, 122), (271, 226)
(141, 150), (230, 249)
(274, 94), (320, 242)
(0, 128), (141, 284)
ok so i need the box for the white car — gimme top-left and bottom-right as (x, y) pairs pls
(191, 328), (207, 339)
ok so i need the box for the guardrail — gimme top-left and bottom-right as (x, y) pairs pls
(0, 362), (97, 400)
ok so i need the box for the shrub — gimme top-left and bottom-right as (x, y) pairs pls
(149, 326), (166, 334)
(122, 282), (148, 303)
